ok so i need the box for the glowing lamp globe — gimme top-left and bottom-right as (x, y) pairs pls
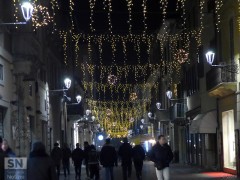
(148, 112), (152, 118)
(166, 89), (172, 99)
(205, 51), (215, 65)
(98, 135), (103, 141)
(156, 102), (161, 110)
(64, 78), (71, 89)
(21, 2), (33, 22)
(76, 95), (82, 104)
(86, 109), (91, 116)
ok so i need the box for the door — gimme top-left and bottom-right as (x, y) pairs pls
(222, 110), (236, 174)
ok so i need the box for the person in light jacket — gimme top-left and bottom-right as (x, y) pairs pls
(149, 135), (173, 180)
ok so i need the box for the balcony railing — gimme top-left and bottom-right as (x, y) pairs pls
(206, 65), (238, 91)
(170, 103), (186, 120)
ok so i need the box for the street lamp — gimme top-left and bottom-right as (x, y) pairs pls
(64, 78), (71, 89)
(148, 112), (152, 118)
(205, 50), (239, 74)
(21, 2), (34, 22)
(156, 102), (161, 110)
(166, 89), (173, 100)
(76, 95), (82, 104)
(1, 2), (33, 25)
(205, 51), (215, 66)
(86, 109), (91, 116)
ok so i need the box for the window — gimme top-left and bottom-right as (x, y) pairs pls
(0, 64), (3, 82)
(0, 109), (4, 137)
(230, 18), (234, 63)
(29, 84), (33, 96)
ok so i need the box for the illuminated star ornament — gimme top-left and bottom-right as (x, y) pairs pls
(107, 75), (118, 85)
(130, 92), (138, 101)
(32, 5), (52, 29)
(174, 49), (189, 64)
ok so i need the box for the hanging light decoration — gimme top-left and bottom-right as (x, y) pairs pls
(112, 122), (117, 127)
(148, 112), (152, 118)
(32, 5), (52, 29)
(130, 92), (138, 101)
(174, 49), (189, 64)
(205, 51), (215, 65)
(106, 109), (112, 116)
(130, 117), (134, 123)
(156, 102), (161, 110)
(86, 109), (91, 116)
(107, 75), (118, 85)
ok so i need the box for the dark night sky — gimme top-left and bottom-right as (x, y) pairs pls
(56, 0), (178, 34)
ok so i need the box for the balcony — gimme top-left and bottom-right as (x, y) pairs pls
(206, 65), (238, 98)
(170, 103), (186, 121)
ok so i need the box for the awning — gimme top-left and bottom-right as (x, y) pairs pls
(189, 110), (217, 134)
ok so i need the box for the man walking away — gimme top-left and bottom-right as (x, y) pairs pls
(149, 135), (173, 180)
(51, 142), (62, 179)
(72, 143), (85, 180)
(84, 141), (91, 179)
(62, 143), (71, 178)
(118, 138), (133, 180)
(0, 136), (6, 180)
(132, 140), (145, 180)
(28, 141), (57, 180)
(100, 138), (118, 180)
(88, 145), (100, 180)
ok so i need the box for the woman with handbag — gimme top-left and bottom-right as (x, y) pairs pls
(149, 135), (173, 180)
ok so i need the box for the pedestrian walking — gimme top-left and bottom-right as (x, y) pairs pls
(149, 135), (173, 180)
(88, 145), (100, 180)
(27, 141), (57, 180)
(84, 141), (91, 179)
(0, 136), (6, 180)
(132, 140), (145, 180)
(72, 143), (85, 180)
(118, 138), (133, 180)
(51, 142), (62, 179)
(62, 143), (71, 178)
(1, 139), (16, 157)
(100, 138), (118, 180)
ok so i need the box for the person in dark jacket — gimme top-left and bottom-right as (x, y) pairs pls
(100, 138), (118, 180)
(51, 142), (62, 179)
(132, 140), (145, 180)
(27, 141), (57, 180)
(149, 135), (173, 180)
(1, 139), (16, 157)
(118, 138), (133, 180)
(84, 141), (91, 179)
(88, 145), (100, 180)
(62, 143), (71, 178)
(0, 136), (6, 180)
(72, 143), (85, 180)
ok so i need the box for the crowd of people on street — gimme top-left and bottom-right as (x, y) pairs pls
(0, 135), (173, 180)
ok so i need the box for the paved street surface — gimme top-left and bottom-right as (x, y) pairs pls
(59, 161), (240, 180)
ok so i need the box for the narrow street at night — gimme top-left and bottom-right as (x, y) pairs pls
(2, 0), (240, 179)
